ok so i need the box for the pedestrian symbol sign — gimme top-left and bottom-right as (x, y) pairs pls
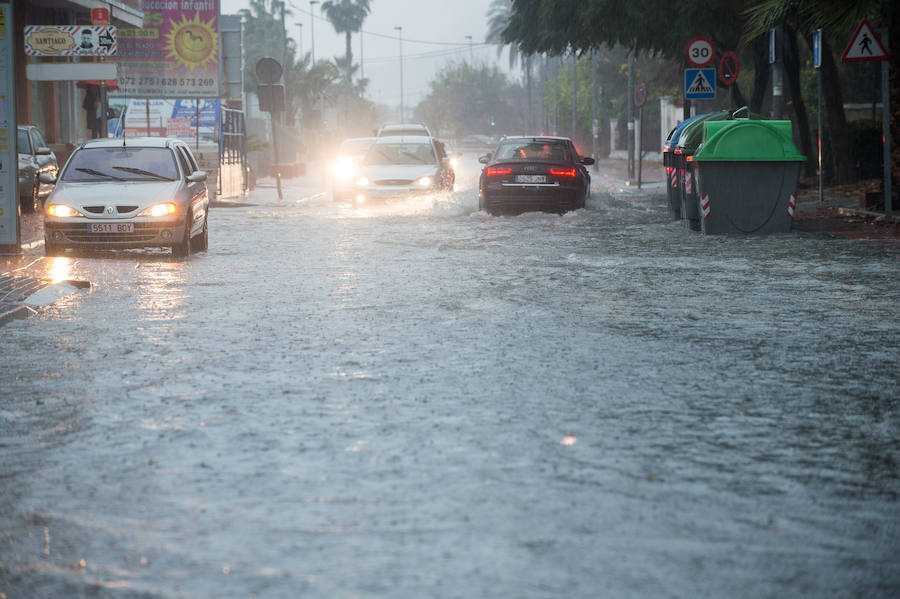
(841, 19), (888, 62)
(685, 68), (716, 100)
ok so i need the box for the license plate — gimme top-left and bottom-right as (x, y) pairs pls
(88, 223), (134, 233)
(516, 174), (546, 184)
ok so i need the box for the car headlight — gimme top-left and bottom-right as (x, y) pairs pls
(47, 204), (85, 218)
(416, 176), (432, 187)
(355, 177), (370, 186)
(138, 203), (177, 217)
(332, 158), (357, 182)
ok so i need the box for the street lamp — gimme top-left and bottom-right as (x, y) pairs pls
(464, 35), (473, 63)
(310, 0), (319, 64)
(394, 26), (403, 122)
(296, 23), (303, 57)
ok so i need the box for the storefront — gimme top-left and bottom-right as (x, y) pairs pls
(14, 0), (142, 158)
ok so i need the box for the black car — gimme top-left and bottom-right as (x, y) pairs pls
(478, 136), (593, 215)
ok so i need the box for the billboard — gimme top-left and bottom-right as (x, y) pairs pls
(110, 98), (220, 144)
(24, 25), (117, 56)
(114, 0), (218, 98)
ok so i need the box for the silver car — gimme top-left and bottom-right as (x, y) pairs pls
(17, 125), (59, 213)
(42, 137), (209, 257)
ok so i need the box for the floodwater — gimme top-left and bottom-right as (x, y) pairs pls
(1, 159), (899, 597)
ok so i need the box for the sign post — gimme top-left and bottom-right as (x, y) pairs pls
(814, 28), (823, 208)
(841, 20), (891, 221)
(634, 83), (647, 188)
(256, 57), (284, 201)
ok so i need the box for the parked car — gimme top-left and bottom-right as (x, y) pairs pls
(331, 136), (376, 200)
(377, 123), (432, 137)
(478, 136), (594, 216)
(17, 125), (58, 213)
(353, 135), (455, 208)
(42, 137), (209, 258)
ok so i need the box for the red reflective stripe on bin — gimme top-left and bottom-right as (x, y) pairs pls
(700, 194), (711, 218)
(669, 168), (677, 188)
(787, 193), (796, 217)
(685, 171), (693, 195)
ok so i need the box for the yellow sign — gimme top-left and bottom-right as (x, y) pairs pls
(0, 7), (6, 37)
(25, 29), (75, 55)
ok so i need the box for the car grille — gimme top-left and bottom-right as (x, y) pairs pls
(374, 179), (413, 186)
(55, 222), (170, 244)
(82, 205), (141, 214)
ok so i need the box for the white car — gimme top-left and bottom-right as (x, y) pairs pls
(376, 123), (432, 137)
(352, 136), (455, 208)
(331, 136), (376, 200)
(42, 137), (209, 257)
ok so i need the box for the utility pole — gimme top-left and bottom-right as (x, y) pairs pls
(360, 30), (364, 80)
(296, 23), (302, 57)
(627, 43), (635, 182)
(770, 28), (784, 119)
(395, 26), (404, 121)
(591, 49), (598, 170)
(465, 35), (473, 63)
(310, 0), (318, 64)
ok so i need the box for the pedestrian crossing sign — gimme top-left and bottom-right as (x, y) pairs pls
(841, 19), (888, 62)
(685, 68), (716, 100)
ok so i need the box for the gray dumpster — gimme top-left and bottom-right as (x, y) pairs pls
(691, 120), (805, 234)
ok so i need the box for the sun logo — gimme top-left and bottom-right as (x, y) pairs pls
(163, 12), (218, 72)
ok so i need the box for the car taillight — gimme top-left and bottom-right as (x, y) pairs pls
(549, 168), (577, 177)
(486, 167), (511, 176)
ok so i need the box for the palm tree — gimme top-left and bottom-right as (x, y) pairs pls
(320, 0), (372, 81)
(485, 0), (534, 131)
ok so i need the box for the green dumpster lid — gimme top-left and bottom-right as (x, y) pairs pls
(693, 120), (806, 162)
(676, 111), (731, 151)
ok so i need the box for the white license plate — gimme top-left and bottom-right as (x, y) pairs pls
(516, 175), (546, 184)
(88, 223), (134, 233)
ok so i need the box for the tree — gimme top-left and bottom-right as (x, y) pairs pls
(486, 0), (534, 131)
(415, 62), (524, 137)
(321, 0), (372, 81)
(744, 0), (895, 184)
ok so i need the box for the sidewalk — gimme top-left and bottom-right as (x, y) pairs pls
(0, 211), (90, 326)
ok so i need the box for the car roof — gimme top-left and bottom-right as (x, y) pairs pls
(341, 136), (377, 144)
(80, 137), (182, 149)
(373, 135), (433, 144)
(379, 123), (429, 133)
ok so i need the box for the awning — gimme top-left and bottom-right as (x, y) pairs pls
(76, 80), (119, 90)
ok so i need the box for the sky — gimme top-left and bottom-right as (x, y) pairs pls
(220, 0), (511, 112)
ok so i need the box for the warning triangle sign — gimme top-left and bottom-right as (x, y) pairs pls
(842, 19), (888, 62)
(687, 70), (714, 94)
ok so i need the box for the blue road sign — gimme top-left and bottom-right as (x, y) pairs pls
(685, 68), (716, 100)
(813, 29), (822, 69)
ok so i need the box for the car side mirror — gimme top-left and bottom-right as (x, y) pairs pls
(187, 171), (208, 183)
(478, 155), (490, 164)
(37, 147), (52, 156)
(580, 156), (595, 166)
(39, 172), (57, 184)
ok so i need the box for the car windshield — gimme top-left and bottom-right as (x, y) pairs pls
(365, 142), (436, 165)
(493, 140), (574, 162)
(17, 130), (31, 154)
(62, 147), (178, 182)
(340, 139), (374, 154)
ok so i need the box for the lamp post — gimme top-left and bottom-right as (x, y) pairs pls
(310, 0), (318, 64)
(394, 26), (403, 121)
(465, 35), (473, 63)
(296, 23), (303, 57)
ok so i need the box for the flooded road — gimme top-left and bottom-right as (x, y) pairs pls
(2, 159), (899, 597)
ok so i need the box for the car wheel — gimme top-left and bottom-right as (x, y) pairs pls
(21, 181), (39, 214)
(172, 213), (192, 258)
(190, 215), (208, 252)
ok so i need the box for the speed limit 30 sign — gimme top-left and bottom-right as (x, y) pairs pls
(686, 37), (715, 67)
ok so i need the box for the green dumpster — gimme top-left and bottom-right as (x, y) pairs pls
(691, 120), (805, 234)
(675, 111), (731, 230)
